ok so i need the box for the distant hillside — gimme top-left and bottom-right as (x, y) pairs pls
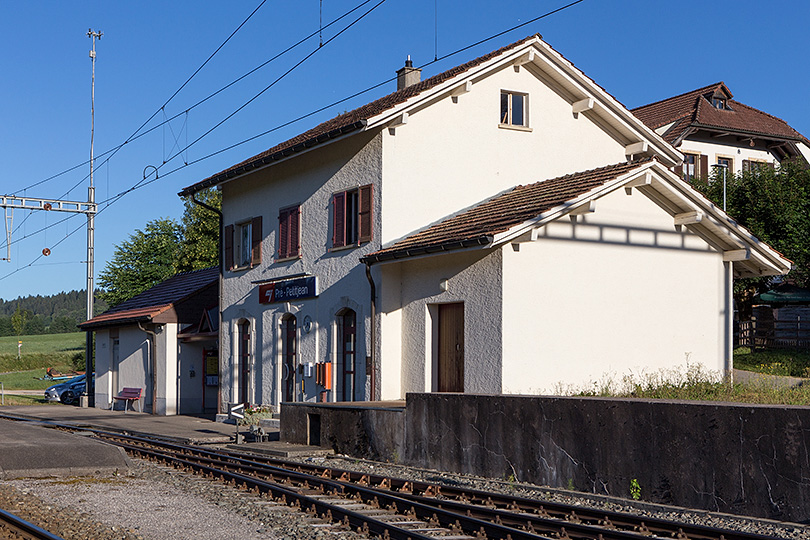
(0, 290), (108, 336)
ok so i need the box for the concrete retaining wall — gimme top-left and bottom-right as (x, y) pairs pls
(282, 394), (810, 522)
(406, 394), (810, 523)
(281, 402), (405, 462)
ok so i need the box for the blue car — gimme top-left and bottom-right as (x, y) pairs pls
(44, 374), (92, 405)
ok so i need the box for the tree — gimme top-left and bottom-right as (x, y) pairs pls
(692, 158), (810, 315)
(11, 305), (29, 336)
(177, 188), (221, 272)
(98, 218), (183, 307)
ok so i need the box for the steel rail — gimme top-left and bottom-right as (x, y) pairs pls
(0, 414), (790, 540)
(0, 508), (65, 540)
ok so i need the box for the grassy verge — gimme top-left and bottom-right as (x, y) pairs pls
(0, 394), (59, 406)
(733, 347), (810, 377)
(576, 361), (810, 406)
(0, 369), (83, 390)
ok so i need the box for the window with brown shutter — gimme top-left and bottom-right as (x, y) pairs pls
(278, 205), (301, 260)
(358, 184), (373, 243)
(224, 224), (234, 271)
(251, 216), (262, 267)
(332, 184), (373, 249)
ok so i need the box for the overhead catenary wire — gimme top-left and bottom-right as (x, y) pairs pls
(11, 0), (378, 198)
(0, 0), (586, 282)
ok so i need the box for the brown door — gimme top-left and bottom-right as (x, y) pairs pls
(282, 315), (297, 402)
(438, 303), (464, 392)
(238, 321), (251, 406)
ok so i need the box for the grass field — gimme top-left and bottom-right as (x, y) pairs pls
(0, 394), (59, 406)
(0, 332), (85, 374)
(0, 333), (86, 393)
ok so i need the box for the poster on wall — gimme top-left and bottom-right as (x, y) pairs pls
(204, 349), (218, 387)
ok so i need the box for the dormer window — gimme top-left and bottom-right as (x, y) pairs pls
(712, 96), (727, 110)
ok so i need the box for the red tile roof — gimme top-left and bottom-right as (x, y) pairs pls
(79, 267), (218, 329)
(362, 159), (653, 263)
(180, 36), (539, 196)
(632, 83), (808, 145)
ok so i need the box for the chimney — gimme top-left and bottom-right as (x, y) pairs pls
(396, 55), (421, 91)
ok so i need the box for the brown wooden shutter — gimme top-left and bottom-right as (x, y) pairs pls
(251, 216), (262, 266)
(767, 161), (775, 169)
(673, 164), (683, 178)
(290, 206), (301, 257)
(224, 224), (234, 271)
(358, 184), (373, 243)
(333, 192), (346, 248)
(278, 209), (289, 259)
(700, 154), (709, 179)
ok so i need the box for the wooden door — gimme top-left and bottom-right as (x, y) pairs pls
(438, 303), (464, 392)
(282, 316), (297, 402)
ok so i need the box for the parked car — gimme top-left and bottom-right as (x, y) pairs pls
(44, 374), (92, 405)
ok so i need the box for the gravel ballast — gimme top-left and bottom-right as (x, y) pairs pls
(2, 449), (809, 540)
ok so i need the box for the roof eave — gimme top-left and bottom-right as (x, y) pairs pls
(179, 119), (368, 197)
(361, 237), (492, 265)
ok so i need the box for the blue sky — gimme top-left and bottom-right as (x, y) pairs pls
(1, 0), (808, 301)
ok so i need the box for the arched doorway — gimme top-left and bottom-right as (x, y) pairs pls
(337, 309), (356, 401)
(236, 319), (251, 405)
(281, 314), (297, 403)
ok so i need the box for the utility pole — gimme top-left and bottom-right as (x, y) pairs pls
(85, 28), (102, 406)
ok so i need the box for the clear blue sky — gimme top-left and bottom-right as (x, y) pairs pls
(1, 0), (808, 301)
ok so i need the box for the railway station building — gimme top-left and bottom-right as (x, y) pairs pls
(179, 35), (790, 410)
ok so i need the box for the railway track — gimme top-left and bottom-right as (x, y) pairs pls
(0, 508), (65, 540)
(92, 431), (782, 540)
(0, 414), (790, 540)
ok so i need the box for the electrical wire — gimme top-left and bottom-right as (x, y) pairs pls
(1, 0), (586, 281)
(11, 0), (378, 198)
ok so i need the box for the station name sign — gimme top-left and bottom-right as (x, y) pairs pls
(259, 276), (318, 304)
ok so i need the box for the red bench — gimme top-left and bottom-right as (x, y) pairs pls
(112, 387), (143, 413)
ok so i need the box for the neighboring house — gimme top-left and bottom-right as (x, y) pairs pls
(80, 267), (219, 415)
(179, 35), (790, 407)
(632, 82), (810, 182)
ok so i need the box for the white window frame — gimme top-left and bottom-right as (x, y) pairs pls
(499, 90), (530, 130)
(235, 221), (252, 268)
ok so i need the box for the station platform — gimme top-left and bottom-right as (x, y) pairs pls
(0, 405), (236, 444)
(0, 418), (132, 479)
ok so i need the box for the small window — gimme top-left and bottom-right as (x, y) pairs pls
(716, 157), (732, 173)
(712, 97), (727, 110)
(332, 185), (373, 249)
(683, 153), (698, 182)
(236, 221), (252, 267)
(224, 217), (262, 270)
(500, 91), (527, 127)
(278, 205), (301, 260)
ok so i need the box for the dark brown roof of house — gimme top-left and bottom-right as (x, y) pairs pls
(632, 82), (808, 145)
(179, 36), (540, 196)
(79, 266), (219, 329)
(362, 159), (653, 263)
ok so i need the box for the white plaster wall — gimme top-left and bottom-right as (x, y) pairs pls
(379, 263), (402, 399)
(93, 328), (111, 409)
(381, 63), (629, 245)
(116, 326), (151, 412)
(386, 249), (503, 398)
(177, 340), (208, 414)
(679, 138), (778, 174)
(154, 323), (177, 415)
(501, 187), (726, 394)
(220, 131), (383, 407)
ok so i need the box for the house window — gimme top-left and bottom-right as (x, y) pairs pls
(716, 157), (732, 176)
(500, 91), (527, 127)
(712, 97), (727, 110)
(278, 205), (301, 260)
(224, 216), (262, 271)
(743, 159), (773, 173)
(337, 309), (357, 402)
(683, 153), (698, 182)
(332, 185), (373, 249)
(237, 221), (252, 267)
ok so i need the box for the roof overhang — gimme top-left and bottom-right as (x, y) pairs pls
(493, 160), (791, 278)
